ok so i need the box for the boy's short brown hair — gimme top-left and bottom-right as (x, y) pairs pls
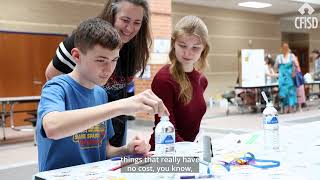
(73, 18), (121, 54)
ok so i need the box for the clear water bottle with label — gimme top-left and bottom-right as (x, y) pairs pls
(263, 102), (280, 151)
(155, 116), (175, 156)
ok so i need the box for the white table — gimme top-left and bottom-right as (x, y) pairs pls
(33, 143), (206, 180)
(210, 121), (320, 180)
(304, 81), (320, 99)
(234, 81), (320, 112)
(0, 96), (40, 140)
(33, 121), (320, 180)
(235, 81), (320, 88)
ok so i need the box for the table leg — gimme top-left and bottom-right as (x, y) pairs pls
(255, 88), (262, 112)
(1, 103), (6, 140)
(9, 103), (33, 132)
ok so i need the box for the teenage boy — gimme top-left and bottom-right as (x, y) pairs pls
(37, 18), (168, 171)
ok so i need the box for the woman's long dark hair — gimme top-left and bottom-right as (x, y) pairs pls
(99, 0), (152, 77)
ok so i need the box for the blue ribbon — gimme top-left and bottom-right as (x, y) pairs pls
(219, 152), (280, 171)
(242, 152), (280, 169)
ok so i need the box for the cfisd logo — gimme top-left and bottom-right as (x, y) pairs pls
(295, 3), (319, 29)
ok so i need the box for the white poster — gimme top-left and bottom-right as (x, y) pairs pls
(153, 39), (170, 53)
(240, 49), (265, 87)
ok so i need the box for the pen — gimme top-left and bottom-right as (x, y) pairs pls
(111, 156), (122, 161)
(109, 162), (134, 171)
(180, 174), (214, 179)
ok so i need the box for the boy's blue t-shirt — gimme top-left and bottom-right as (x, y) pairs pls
(36, 75), (114, 172)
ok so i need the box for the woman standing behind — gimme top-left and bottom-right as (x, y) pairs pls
(45, 0), (152, 147)
(149, 16), (210, 150)
(294, 57), (306, 112)
(275, 42), (298, 113)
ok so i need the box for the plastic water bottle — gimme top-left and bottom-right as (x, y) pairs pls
(263, 102), (280, 151)
(155, 116), (175, 156)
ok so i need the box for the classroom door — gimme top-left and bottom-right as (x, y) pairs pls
(291, 47), (309, 74)
(0, 32), (66, 126)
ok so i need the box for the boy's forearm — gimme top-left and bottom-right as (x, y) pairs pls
(106, 142), (130, 158)
(43, 99), (128, 140)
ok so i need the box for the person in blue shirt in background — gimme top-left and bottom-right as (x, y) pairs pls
(36, 18), (168, 172)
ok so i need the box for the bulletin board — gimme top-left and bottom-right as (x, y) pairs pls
(238, 49), (265, 87)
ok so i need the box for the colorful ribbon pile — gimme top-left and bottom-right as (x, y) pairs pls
(218, 152), (280, 171)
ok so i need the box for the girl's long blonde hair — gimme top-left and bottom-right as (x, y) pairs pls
(169, 16), (210, 104)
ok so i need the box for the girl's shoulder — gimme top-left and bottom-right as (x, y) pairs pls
(199, 72), (208, 88)
(152, 65), (176, 85)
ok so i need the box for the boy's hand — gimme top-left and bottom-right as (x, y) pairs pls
(123, 89), (169, 116)
(126, 136), (151, 155)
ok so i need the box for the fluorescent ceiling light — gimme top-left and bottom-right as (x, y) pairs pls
(238, 1), (272, 9)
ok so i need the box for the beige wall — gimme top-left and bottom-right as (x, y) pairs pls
(172, 3), (281, 99)
(282, 32), (309, 49)
(310, 29), (320, 54)
(5, 0), (319, 101)
(0, 0), (107, 34)
(0, 0), (172, 64)
(0, 0), (172, 121)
